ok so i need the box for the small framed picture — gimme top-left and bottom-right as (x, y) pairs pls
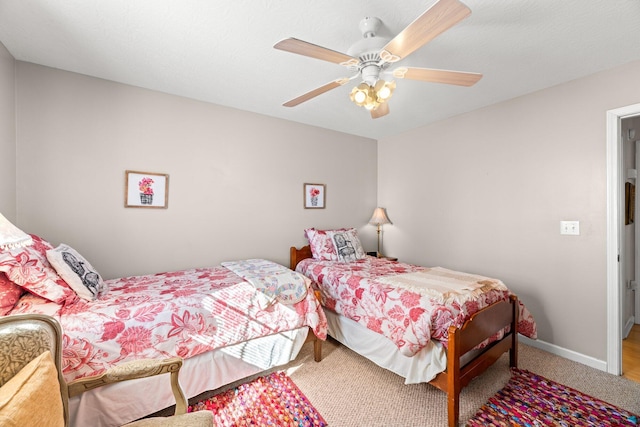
(125, 170), (169, 209)
(304, 183), (325, 209)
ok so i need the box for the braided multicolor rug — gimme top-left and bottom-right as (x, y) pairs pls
(467, 368), (639, 426)
(188, 371), (327, 427)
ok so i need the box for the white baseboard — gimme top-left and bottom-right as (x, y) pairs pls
(519, 335), (607, 372)
(624, 316), (635, 339)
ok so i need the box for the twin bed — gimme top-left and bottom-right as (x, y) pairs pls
(1, 228), (536, 427)
(290, 227), (537, 427)
(0, 236), (326, 426)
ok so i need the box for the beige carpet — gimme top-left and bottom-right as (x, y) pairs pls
(276, 337), (640, 427)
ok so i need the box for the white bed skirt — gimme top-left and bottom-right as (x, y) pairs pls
(325, 309), (447, 384)
(68, 327), (310, 427)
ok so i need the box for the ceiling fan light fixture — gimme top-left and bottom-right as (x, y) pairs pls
(364, 101), (380, 111)
(350, 83), (373, 106)
(374, 79), (396, 102)
(350, 79), (394, 111)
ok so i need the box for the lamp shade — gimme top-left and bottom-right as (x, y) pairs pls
(0, 213), (32, 250)
(368, 207), (391, 226)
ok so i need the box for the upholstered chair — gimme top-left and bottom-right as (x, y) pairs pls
(0, 314), (213, 427)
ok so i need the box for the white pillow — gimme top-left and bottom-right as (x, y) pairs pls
(331, 229), (366, 262)
(46, 244), (107, 301)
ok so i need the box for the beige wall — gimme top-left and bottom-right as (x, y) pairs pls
(15, 62), (377, 278)
(0, 43), (16, 220)
(378, 59), (640, 363)
(11, 52), (640, 364)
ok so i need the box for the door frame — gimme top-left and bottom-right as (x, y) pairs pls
(636, 141), (640, 324)
(606, 102), (640, 375)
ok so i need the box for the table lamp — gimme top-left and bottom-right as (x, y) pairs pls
(368, 207), (391, 257)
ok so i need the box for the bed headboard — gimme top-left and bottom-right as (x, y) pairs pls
(290, 245), (313, 270)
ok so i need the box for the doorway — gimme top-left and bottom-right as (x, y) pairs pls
(619, 119), (640, 382)
(606, 103), (640, 377)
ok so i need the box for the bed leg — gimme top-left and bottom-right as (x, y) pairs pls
(313, 338), (322, 362)
(448, 390), (460, 427)
(305, 327), (322, 362)
(509, 294), (519, 368)
(446, 324), (461, 427)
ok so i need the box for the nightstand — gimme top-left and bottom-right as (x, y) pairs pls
(367, 252), (397, 262)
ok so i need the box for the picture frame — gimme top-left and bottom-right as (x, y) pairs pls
(304, 183), (326, 209)
(125, 170), (169, 209)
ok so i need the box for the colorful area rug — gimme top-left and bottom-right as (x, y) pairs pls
(467, 368), (639, 426)
(188, 371), (327, 426)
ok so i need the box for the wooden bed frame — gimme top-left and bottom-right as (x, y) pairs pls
(290, 245), (518, 427)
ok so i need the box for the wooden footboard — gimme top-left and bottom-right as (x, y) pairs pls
(429, 294), (518, 427)
(290, 244), (518, 427)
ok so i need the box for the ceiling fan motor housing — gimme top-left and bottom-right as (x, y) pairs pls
(360, 61), (382, 85)
(346, 17), (391, 85)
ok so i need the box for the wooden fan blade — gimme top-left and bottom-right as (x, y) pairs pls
(380, 0), (471, 63)
(283, 78), (349, 107)
(274, 38), (358, 67)
(371, 102), (390, 119)
(393, 67), (482, 86)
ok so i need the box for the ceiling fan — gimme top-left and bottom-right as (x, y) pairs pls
(274, 0), (482, 119)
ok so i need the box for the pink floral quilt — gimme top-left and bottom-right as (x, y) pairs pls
(296, 256), (536, 357)
(11, 263), (327, 382)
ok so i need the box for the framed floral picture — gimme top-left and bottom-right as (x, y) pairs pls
(304, 183), (325, 209)
(125, 170), (169, 209)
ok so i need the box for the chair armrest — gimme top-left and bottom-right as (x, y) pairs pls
(67, 357), (188, 415)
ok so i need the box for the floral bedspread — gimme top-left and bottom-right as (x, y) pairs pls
(296, 257), (536, 357)
(11, 264), (327, 382)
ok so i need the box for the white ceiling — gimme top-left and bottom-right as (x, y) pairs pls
(1, 1), (639, 140)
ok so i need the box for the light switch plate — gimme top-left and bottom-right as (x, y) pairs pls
(560, 220), (580, 235)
